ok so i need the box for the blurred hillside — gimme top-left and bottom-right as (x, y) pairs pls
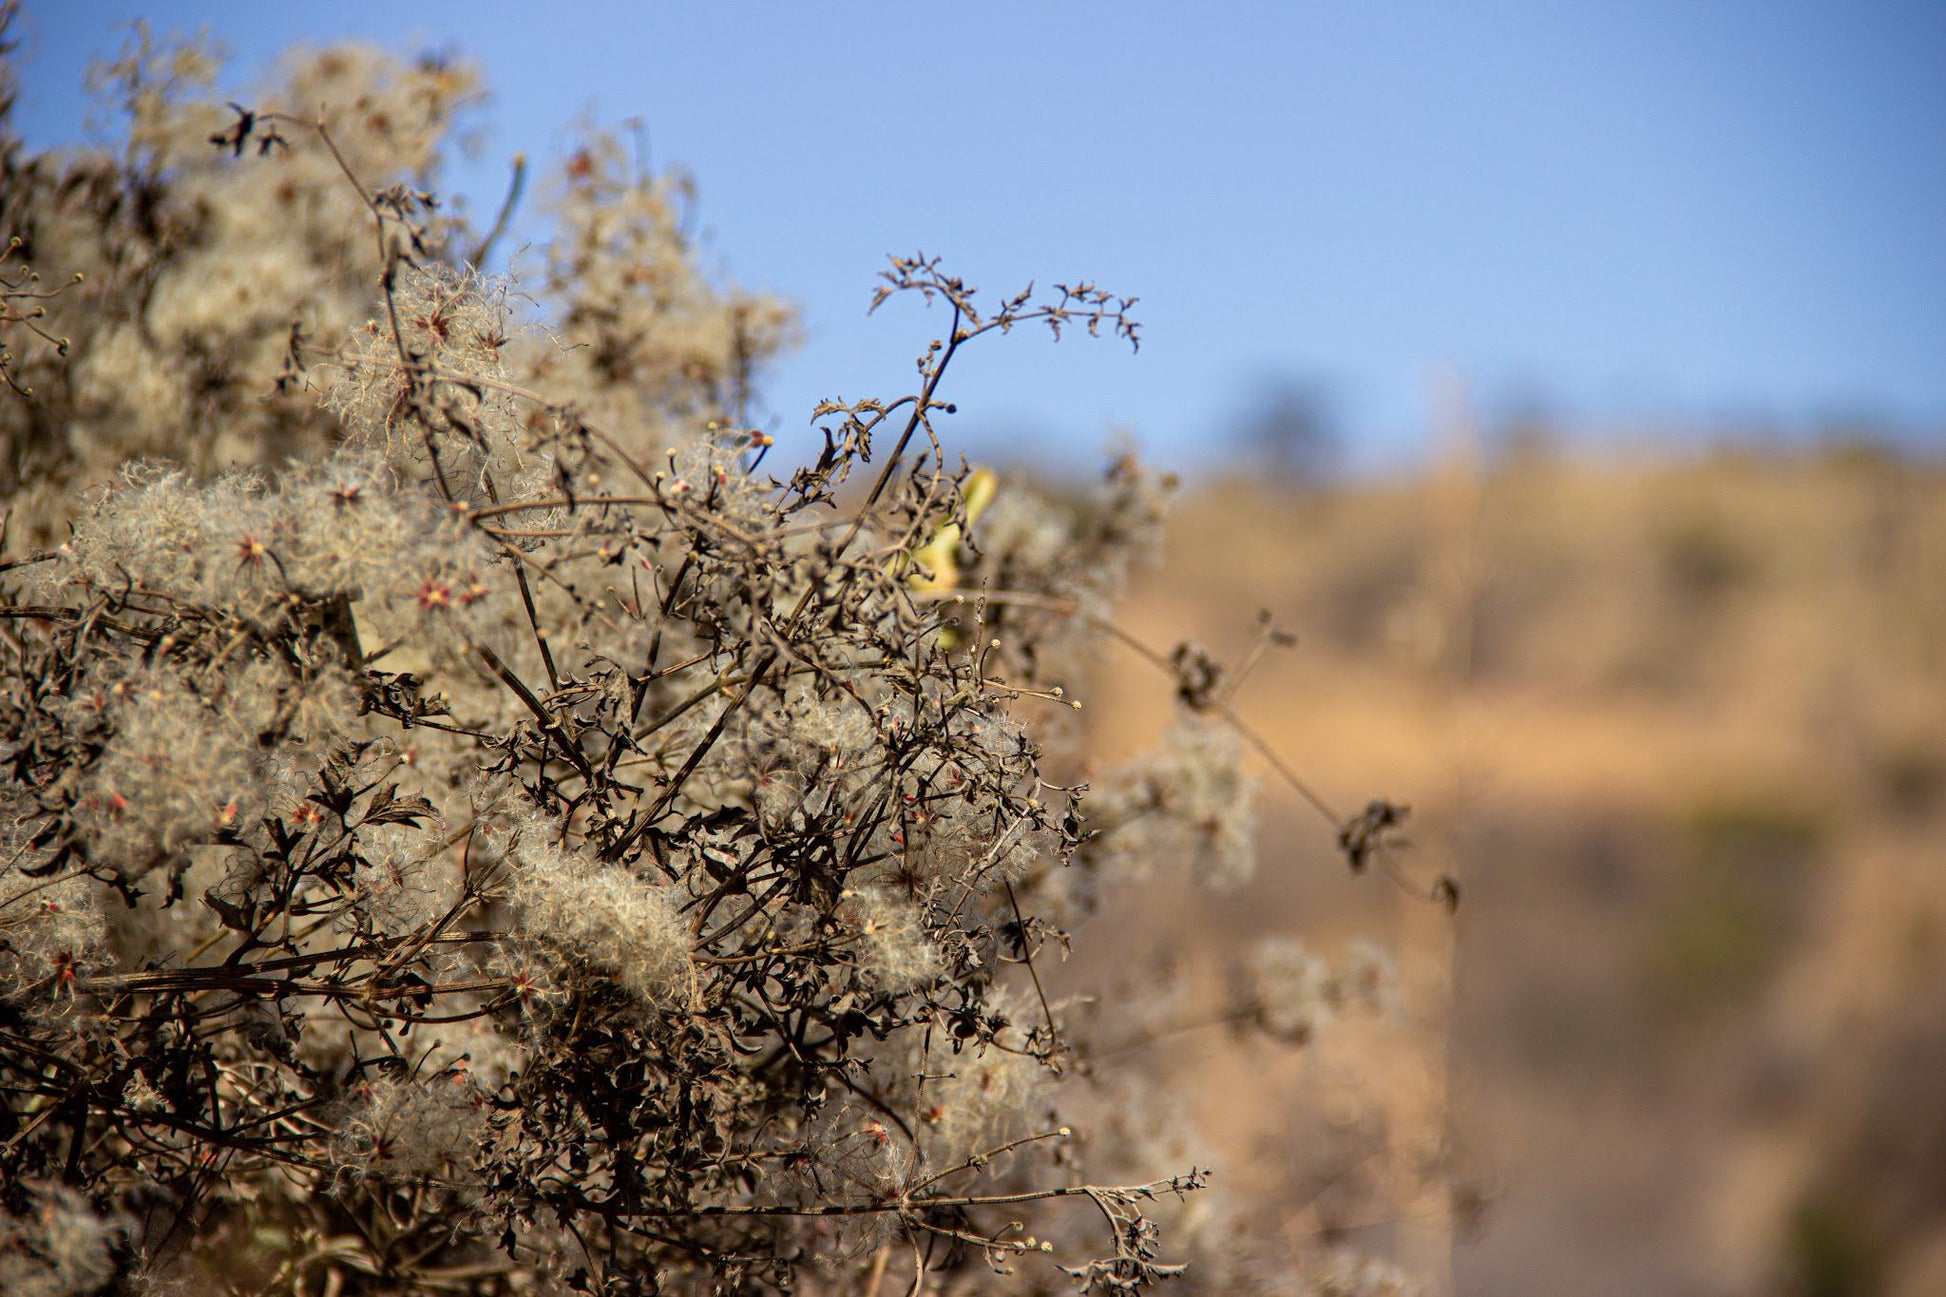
(1074, 445), (1946, 1296)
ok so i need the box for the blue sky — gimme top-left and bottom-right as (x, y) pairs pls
(11, 2), (1945, 474)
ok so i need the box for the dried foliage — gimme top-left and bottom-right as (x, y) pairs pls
(0, 11), (1437, 1294)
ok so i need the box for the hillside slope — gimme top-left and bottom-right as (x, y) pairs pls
(1077, 448), (1946, 1296)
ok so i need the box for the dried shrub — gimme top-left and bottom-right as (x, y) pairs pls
(0, 11), (1443, 1294)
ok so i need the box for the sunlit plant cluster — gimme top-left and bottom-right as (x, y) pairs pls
(0, 10), (1432, 1294)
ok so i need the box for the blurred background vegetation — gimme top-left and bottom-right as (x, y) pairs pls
(1062, 425), (1946, 1296)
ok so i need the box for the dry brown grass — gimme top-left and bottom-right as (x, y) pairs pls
(1078, 446), (1946, 1296)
